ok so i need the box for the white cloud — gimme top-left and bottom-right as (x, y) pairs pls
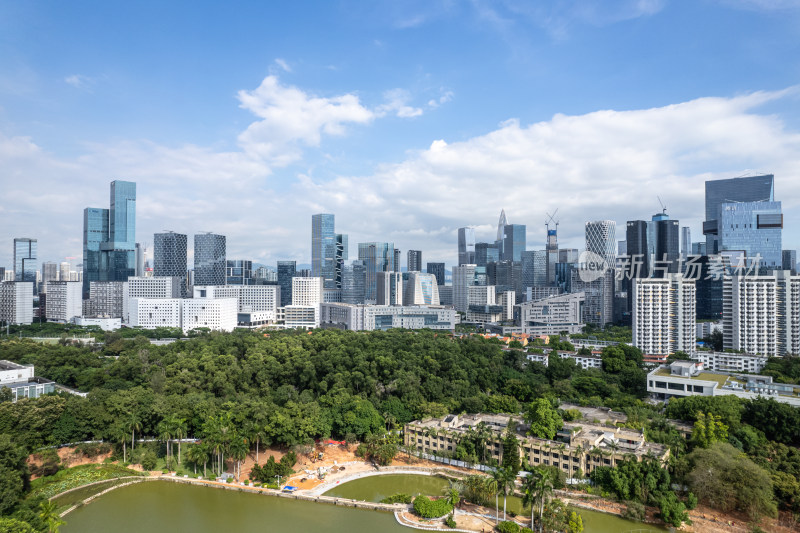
(274, 58), (292, 72)
(236, 75), (375, 163)
(64, 74), (93, 90)
(377, 88), (424, 118)
(2, 87), (799, 269)
(427, 90), (454, 109)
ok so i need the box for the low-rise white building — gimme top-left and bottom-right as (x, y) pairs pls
(123, 276), (184, 323)
(0, 360), (34, 384)
(692, 351), (768, 374)
(647, 361), (800, 407)
(284, 305), (318, 329)
(71, 316), (122, 331)
(182, 297), (237, 332)
(516, 292), (584, 336)
(525, 349), (603, 370)
(129, 298), (182, 329)
(319, 303), (455, 331)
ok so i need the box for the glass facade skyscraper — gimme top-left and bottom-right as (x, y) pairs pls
(194, 233), (226, 286)
(426, 262), (445, 286)
(277, 261), (296, 307)
(585, 220), (616, 264)
(358, 242), (396, 302)
(13, 238), (37, 293)
(475, 242), (500, 267)
(703, 174), (774, 254)
(312, 214), (336, 289)
(226, 260), (253, 285)
(502, 224), (526, 262)
(407, 250), (422, 272)
(718, 201), (782, 269)
(457, 227), (475, 266)
(82, 180), (136, 298)
(153, 231), (188, 280)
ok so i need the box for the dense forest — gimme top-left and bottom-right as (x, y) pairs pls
(1, 328), (800, 530)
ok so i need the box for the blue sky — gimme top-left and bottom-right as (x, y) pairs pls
(1, 0), (800, 268)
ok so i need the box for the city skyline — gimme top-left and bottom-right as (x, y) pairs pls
(2, 2), (800, 267)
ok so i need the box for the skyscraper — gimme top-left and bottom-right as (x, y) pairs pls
(82, 180), (136, 297)
(194, 233), (226, 286)
(312, 214), (337, 289)
(681, 226), (691, 259)
(13, 238), (37, 292)
(154, 231), (188, 280)
(376, 271), (403, 305)
(502, 224), (526, 262)
(426, 262), (445, 286)
(358, 242), (396, 302)
(452, 264), (476, 313)
(457, 227), (475, 266)
(783, 250), (797, 274)
(407, 250), (422, 272)
(546, 228), (559, 286)
(585, 220), (616, 264)
(335, 233), (348, 288)
(703, 174), (776, 256)
(653, 215), (680, 277)
(41, 262), (58, 285)
(718, 201), (783, 269)
(342, 260), (367, 304)
(475, 243), (500, 266)
(277, 261), (296, 306)
(226, 260), (253, 285)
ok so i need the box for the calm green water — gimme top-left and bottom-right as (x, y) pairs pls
(323, 473), (449, 501)
(61, 481), (406, 533)
(62, 476), (666, 533)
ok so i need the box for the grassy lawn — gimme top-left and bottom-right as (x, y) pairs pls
(29, 463), (147, 500)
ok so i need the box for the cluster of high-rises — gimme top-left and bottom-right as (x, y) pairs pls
(1, 174), (797, 359)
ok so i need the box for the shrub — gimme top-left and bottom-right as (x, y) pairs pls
(496, 521), (521, 533)
(445, 514), (457, 528)
(412, 495), (452, 518)
(380, 493), (413, 504)
(686, 492), (698, 510)
(140, 451), (158, 471)
(624, 501), (645, 521)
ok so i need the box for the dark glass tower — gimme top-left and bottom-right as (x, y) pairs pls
(194, 233), (226, 286)
(13, 238), (37, 293)
(502, 224), (526, 262)
(153, 232), (188, 291)
(277, 261), (296, 307)
(312, 214), (336, 289)
(407, 250), (422, 272)
(426, 262), (445, 286)
(703, 174), (774, 254)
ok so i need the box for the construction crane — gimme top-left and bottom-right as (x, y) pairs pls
(657, 196), (667, 215)
(545, 209), (560, 232)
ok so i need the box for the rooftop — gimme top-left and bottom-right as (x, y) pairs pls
(0, 360), (29, 371)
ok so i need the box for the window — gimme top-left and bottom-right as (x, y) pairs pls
(655, 381), (666, 389)
(668, 382), (684, 391)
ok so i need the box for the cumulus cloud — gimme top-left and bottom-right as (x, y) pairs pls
(236, 75), (375, 164)
(1, 86), (799, 269)
(427, 90), (454, 109)
(377, 88), (424, 118)
(274, 58), (292, 72)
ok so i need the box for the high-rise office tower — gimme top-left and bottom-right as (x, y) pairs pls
(475, 243), (500, 267)
(135, 243), (145, 277)
(546, 228), (558, 285)
(496, 210), (507, 242)
(426, 262), (445, 286)
(277, 261), (296, 307)
(502, 224), (526, 262)
(522, 250), (548, 289)
(618, 241), (627, 256)
(623, 220), (649, 322)
(82, 180), (136, 297)
(41, 262), (59, 285)
(312, 214), (337, 289)
(704, 174), (775, 255)
(194, 233), (226, 286)
(59, 262), (70, 281)
(154, 231), (188, 282)
(681, 227), (691, 259)
(783, 250), (797, 275)
(407, 250), (422, 272)
(358, 242), (396, 302)
(376, 271), (403, 305)
(335, 233), (348, 288)
(13, 238), (37, 292)
(394, 249), (402, 272)
(457, 227), (475, 266)
(342, 260), (367, 304)
(692, 242), (707, 256)
(585, 220), (616, 264)
(452, 264), (476, 313)
(653, 215), (680, 277)
(719, 201), (783, 269)
(403, 272), (440, 306)
(226, 260), (253, 285)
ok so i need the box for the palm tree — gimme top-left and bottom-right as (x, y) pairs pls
(185, 443), (203, 476)
(230, 434), (249, 482)
(110, 422), (127, 464)
(489, 468), (505, 524)
(158, 419), (174, 470)
(174, 417), (188, 468)
(39, 500), (65, 533)
(499, 467), (517, 522)
(444, 479), (463, 509)
(524, 468), (554, 532)
(127, 412), (142, 454)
